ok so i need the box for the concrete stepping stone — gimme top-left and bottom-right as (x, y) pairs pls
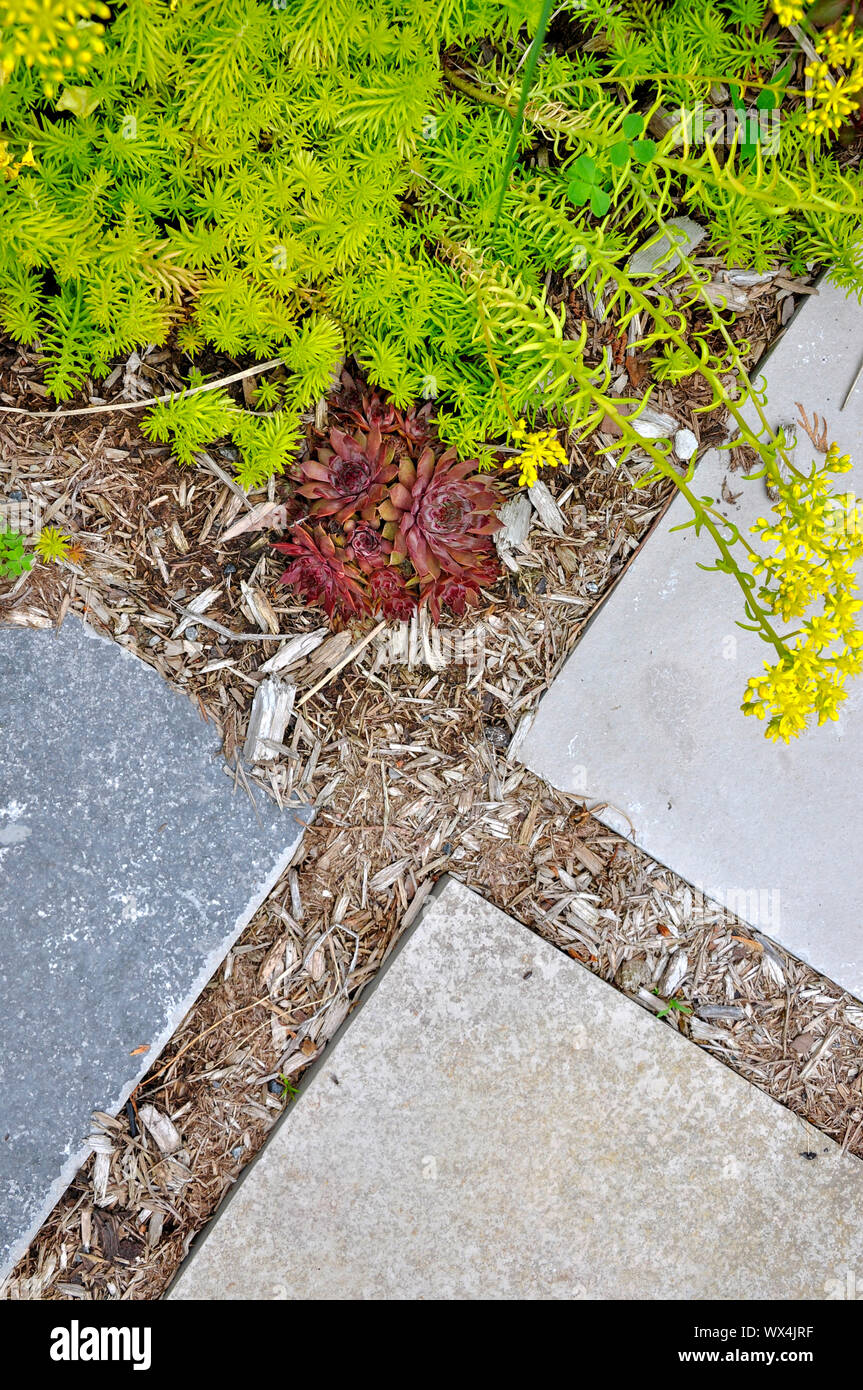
(170, 877), (863, 1300)
(519, 278), (863, 999)
(0, 618), (308, 1280)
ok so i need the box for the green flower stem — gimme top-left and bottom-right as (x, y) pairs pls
(625, 182), (802, 485)
(443, 68), (803, 106)
(581, 391), (790, 661)
(465, 253), (789, 661)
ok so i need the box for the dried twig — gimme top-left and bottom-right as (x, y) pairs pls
(795, 402), (829, 452)
(0, 357), (285, 419)
(296, 620), (386, 707)
(167, 599), (300, 643)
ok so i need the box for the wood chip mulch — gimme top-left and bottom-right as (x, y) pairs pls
(4, 265), (862, 1302)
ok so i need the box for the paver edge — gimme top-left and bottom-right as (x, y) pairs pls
(163, 870), (459, 1298)
(0, 615), (313, 1283)
(165, 869), (863, 1301)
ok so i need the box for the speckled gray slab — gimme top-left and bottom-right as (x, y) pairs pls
(520, 276), (863, 999)
(0, 617), (309, 1280)
(170, 877), (863, 1301)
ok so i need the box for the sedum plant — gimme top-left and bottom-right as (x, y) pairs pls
(0, 0), (862, 734)
(0, 521), (73, 574)
(2, 0), (861, 443)
(742, 445), (863, 740)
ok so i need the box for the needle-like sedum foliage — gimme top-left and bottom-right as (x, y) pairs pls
(1, 0), (859, 438)
(2, 0), (863, 735)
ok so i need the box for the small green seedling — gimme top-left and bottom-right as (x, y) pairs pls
(278, 1073), (299, 1101)
(0, 527), (33, 580)
(609, 113), (657, 168)
(652, 990), (693, 1020)
(566, 154), (611, 217)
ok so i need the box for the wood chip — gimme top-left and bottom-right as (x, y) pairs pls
(244, 677), (296, 762)
(138, 1105), (182, 1155)
(495, 493), (533, 570)
(527, 479), (566, 535)
(259, 627), (328, 674)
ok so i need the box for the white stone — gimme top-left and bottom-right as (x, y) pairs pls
(626, 216), (706, 277)
(170, 878), (863, 1301)
(674, 428), (698, 459)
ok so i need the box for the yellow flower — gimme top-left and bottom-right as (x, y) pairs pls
(743, 442), (863, 740)
(801, 19), (863, 140)
(1, 1), (109, 88)
(826, 441), (852, 473)
(0, 136), (37, 179)
(820, 16), (863, 69)
(771, 0), (807, 25)
(511, 420), (567, 489)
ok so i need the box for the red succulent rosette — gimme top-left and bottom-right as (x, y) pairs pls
(344, 390), (433, 451)
(296, 425), (397, 525)
(344, 519), (392, 574)
(274, 524), (369, 619)
(419, 552), (499, 621)
(380, 447), (502, 579)
(367, 565), (417, 622)
(271, 378), (504, 631)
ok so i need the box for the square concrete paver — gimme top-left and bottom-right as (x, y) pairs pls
(0, 618), (309, 1280)
(520, 278), (863, 999)
(170, 877), (863, 1300)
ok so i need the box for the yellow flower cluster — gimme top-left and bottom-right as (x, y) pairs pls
(742, 443), (863, 742)
(1, 1), (110, 98)
(770, 0), (807, 26)
(0, 136), (35, 179)
(802, 16), (863, 139)
(511, 420), (568, 488)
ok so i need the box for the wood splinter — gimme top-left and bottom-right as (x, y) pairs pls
(243, 676), (296, 763)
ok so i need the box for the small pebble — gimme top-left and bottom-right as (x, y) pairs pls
(614, 956), (652, 994)
(224, 562), (237, 574)
(674, 428), (698, 461)
(147, 636), (159, 648)
(484, 723), (510, 750)
(185, 625), (198, 641)
(8, 489), (24, 502)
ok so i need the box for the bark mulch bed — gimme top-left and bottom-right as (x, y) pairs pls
(3, 261), (861, 1301)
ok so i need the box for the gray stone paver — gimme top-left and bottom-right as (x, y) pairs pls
(519, 278), (863, 999)
(0, 617), (309, 1280)
(170, 877), (863, 1301)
